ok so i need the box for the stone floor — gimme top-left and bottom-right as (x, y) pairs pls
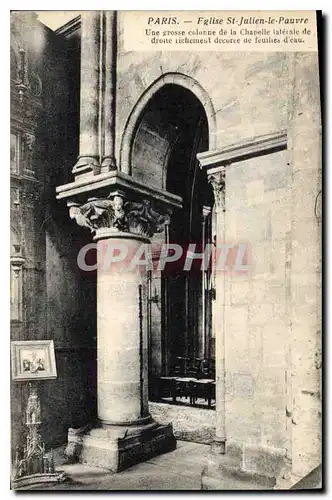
(24, 441), (211, 491)
(157, 397), (216, 410)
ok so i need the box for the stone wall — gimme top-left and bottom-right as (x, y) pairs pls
(10, 11), (49, 453)
(286, 52), (321, 481)
(214, 53), (321, 480)
(41, 23), (97, 448)
(224, 148), (291, 472)
(116, 12), (289, 159)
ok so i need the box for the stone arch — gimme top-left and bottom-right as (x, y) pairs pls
(119, 72), (216, 175)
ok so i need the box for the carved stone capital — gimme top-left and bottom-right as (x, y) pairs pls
(208, 169), (226, 212)
(69, 194), (171, 240)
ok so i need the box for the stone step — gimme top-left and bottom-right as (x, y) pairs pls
(202, 474), (272, 491)
(202, 459), (276, 490)
(218, 463), (276, 488)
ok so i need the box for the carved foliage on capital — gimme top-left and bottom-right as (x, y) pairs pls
(69, 195), (171, 238)
(208, 169), (226, 212)
(69, 196), (124, 232)
(125, 200), (171, 237)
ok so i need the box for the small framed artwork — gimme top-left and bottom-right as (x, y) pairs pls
(11, 340), (57, 381)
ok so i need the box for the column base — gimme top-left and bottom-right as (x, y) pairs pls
(201, 442), (285, 490)
(101, 156), (117, 172)
(64, 420), (176, 472)
(72, 156), (101, 179)
(211, 437), (226, 454)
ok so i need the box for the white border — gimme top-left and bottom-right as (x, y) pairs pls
(1, 2), (329, 499)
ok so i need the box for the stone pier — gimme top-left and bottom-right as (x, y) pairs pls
(57, 174), (181, 471)
(55, 11), (182, 471)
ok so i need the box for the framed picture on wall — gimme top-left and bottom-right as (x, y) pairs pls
(11, 340), (57, 381)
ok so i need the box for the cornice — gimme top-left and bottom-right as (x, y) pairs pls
(197, 130), (287, 169)
(56, 170), (182, 210)
(55, 16), (81, 37)
(10, 173), (41, 186)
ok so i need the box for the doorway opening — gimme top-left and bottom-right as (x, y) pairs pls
(130, 83), (215, 412)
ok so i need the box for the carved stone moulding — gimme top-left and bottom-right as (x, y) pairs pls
(56, 170), (182, 242)
(21, 189), (41, 207)
(197, 130), (287, 170)
(208, 168), (226, 213)
(197, 130), (288, 214)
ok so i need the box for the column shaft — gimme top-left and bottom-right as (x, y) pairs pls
(213, 205), (226, 452)
(96, 237), (149, 425)
(101, 11), (117, 171)
(209, 169), (226, 454)
(73, 12), (101, 177)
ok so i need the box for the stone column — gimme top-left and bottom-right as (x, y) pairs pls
(10, 251), (25, 322)
(62, 187), (177, 471)
(101, 11), (117, 172)
(208, 168), (226, 454)
(72, 12), (101, 178)
(201, 205), (211, 359)
(96, 235), (149, 425)
(73, 11), (117, 179)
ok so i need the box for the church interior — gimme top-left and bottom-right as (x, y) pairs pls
(10, 11), (321, 490)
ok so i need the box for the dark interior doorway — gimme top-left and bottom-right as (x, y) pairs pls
(131, 84), (214, 407)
